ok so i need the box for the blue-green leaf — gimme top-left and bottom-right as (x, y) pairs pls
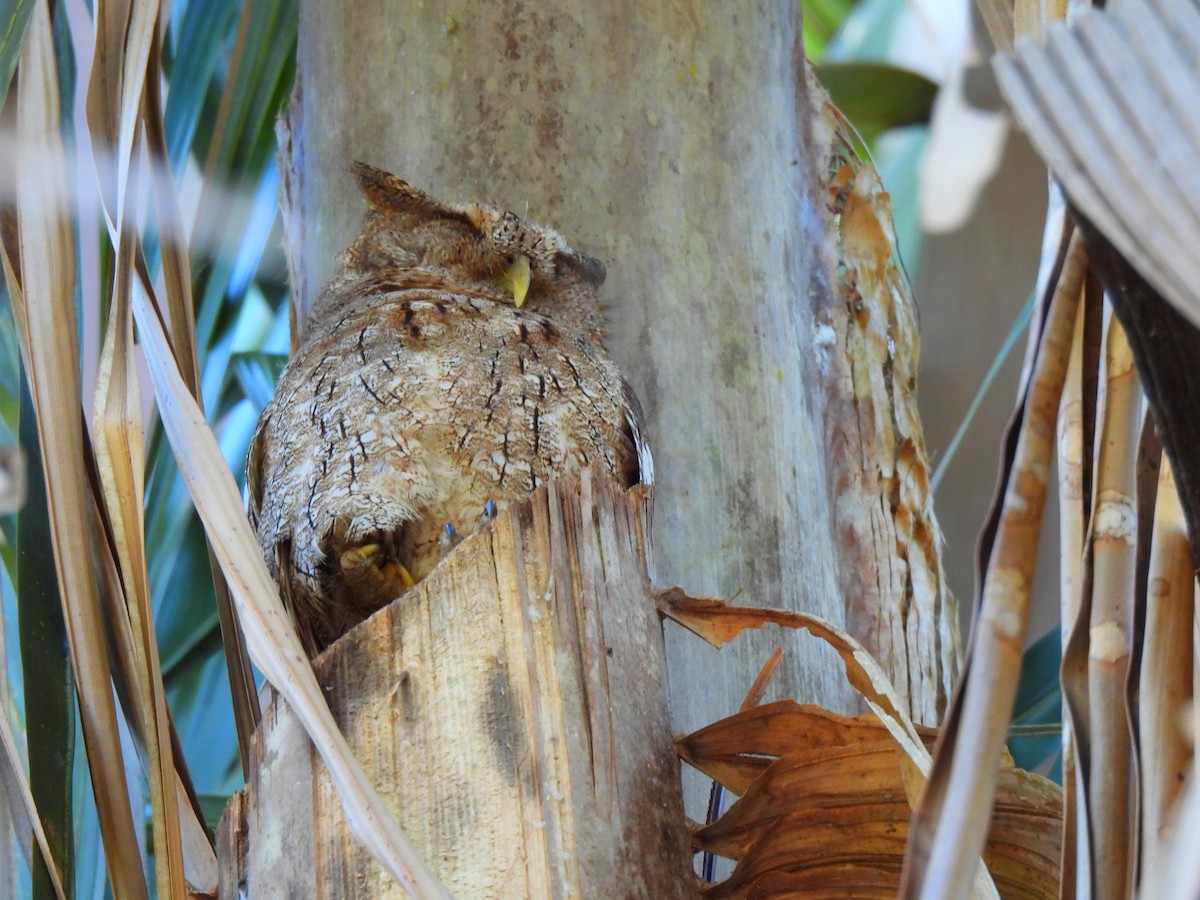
(17, 375), (74, 900)
(0, 1), (36, 103)
(815, 62), (938, 134)
(1008, 626), (1063, 778)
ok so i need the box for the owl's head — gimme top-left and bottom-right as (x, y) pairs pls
(341, 164), (607, 332)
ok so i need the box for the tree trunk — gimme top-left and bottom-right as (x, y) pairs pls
(233, 0), (960, 891)
(283, 0), (859, 745)
(287, 0), (958, 722)
(218, 475), (692, 897)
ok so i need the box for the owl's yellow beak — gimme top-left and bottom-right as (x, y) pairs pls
(497, 254), (531, 307)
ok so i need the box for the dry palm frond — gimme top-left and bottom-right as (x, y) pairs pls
(7, 3), (146, 896)
(661, 591), (997, 895)
(665, 592), (1063, 897)
(993, 0), (1200, 333)
(1138, 455), (1193, 880)
(900, 230), (1085, 899)
(1062, 308), (1141, 898)
(904, 0), (1200, 896)
(92, 232), (188, 898)
(994, 0), (1200, 575)
(684, 704), (1059, 899)
(1055, 274), (1092, 896)
(89, 14), (189, 879)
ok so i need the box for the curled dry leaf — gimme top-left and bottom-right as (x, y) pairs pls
(657, 587), (926, 762)
(663, 592), (1061, 898)
(680, 702), (938, 798)
(681, 703), (1060, 899)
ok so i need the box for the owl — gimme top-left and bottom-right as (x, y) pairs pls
(247, 164), (652, 656)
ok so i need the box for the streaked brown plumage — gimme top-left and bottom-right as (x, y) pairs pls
(247, 164), (651, 655)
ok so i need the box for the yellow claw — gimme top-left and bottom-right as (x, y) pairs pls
(381, 559), (415, 589)
(340, 543), (415, 600)
(497, 254), (531, 307)
(340, 542), (384, 569)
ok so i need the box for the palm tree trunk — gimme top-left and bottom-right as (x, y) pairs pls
(285, 0), (863, 739)
(218, 1), (959, 893)
(220, 475), (691, 897)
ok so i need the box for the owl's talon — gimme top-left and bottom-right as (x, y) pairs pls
(338, 542), (414, 605)
(480, 499), (497, 527)
(340, 542), (384, 568)
(382, 559), (416, 589)
(438, 523), (462, 558)
(382, 527), (404, 560)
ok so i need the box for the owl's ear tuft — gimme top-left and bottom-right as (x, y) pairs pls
(351, 163), (481, 234)
(351, 162), (441, 215)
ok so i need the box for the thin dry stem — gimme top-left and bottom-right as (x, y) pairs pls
(904, 231), (1087, 900)
(12, 5), (147, 896)
(92, 225), (187, 898)
(1057, 290), (1086, 900)
(1083, 312), (1140, 900)
(1138, 454), (1194, 879)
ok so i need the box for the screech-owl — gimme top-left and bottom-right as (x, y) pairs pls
(247, 164), (651, 656)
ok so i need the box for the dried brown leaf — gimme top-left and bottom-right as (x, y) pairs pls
(683, 704), (1060, 900)
(994, 0), (1200, 331)
(13, 4), (146, 896)
(900, 231), (1085, 900)
(663, 594), (1005, 896)
(680, 702), (936, 795)
(658, 589), (927, 765)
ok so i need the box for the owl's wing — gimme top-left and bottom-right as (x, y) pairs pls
(622, 382), (654, 486)
(245, 409), (270, 526)
(275, 538), (323, 657)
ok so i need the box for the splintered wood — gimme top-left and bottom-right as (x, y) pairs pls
(216, 473), (692, 898)
(808, 69), (959, 726)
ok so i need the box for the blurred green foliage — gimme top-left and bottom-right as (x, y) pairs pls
(0, 0), (296, 893)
